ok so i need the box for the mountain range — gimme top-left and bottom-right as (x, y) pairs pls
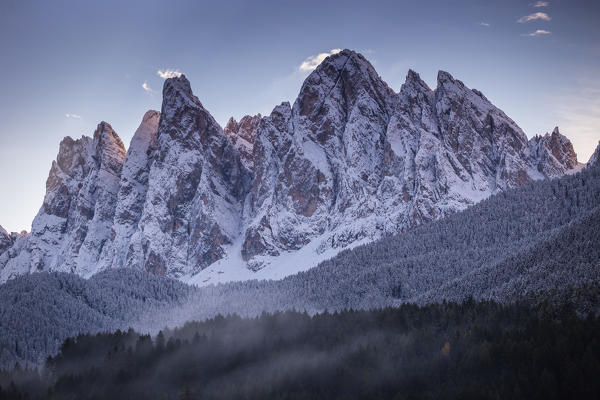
(0, 49), (594, 285)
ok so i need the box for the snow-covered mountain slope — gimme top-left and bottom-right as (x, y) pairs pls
(589, 142), (600, 167)
(0, 49), (583, 284)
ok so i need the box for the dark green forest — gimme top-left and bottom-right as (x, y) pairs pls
(1, 300), (599, 400)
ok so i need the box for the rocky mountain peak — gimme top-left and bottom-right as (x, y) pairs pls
(159, 75), (227, 152)
(270, 102), (292, 127)
(404, 69), (431, 92)
(131, 111), (161, 151)
(399, 70), (433, 110)
(53, 136), (92, 181)
(224, 114), (262, 170)
(295, 48), (395, 122)
(529, 127), (578, 175)
(141, 109), (161, 125)
(163, 74), (194, 98)
(224, 114), (262, 143)
(548, 127), (578, 169)
(224, 117), (239, 135)
(437, 70), (458, 86)
(93, 122), (127, 174)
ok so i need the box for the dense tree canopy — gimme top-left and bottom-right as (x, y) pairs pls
(1, 301), (600, 399)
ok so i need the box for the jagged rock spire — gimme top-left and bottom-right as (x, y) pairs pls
(528, 127), (579, 176)
(224, 114), (262, 170)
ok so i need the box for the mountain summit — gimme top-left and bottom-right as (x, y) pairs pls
(0, 50), (581, 284)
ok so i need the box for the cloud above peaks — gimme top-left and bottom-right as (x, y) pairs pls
(142, 81), (155, 93)
(524, 29), (551, 37)
(533, 1), (549, 7)
(518, 12), (551, 23)
(157, 69), (183, 79)
(299, 49), (342, 72)
(65, 113), (81, 119)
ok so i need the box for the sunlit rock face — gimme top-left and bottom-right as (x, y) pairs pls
(0, 49), (581, 283)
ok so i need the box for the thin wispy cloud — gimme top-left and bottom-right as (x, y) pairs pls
(65, 113), (81, 119)
(157, 69), (183, 79)
(518, 12), (551, 23)
(479, 22), (490, 27)
(142, 81), (155, 93)
(533, 1), (549, 7)
(299, 49), (342, 72)
(524, 29), (551, 37)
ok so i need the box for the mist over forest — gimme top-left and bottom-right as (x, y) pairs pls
(2, 301), (600, 399)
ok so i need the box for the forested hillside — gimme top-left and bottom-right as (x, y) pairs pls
(0, 270), (191, 367)
(2, 301), (600, 400)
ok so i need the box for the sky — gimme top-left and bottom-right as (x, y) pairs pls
(0, 0), (599, 233)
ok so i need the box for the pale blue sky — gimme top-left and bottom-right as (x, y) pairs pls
(1, 0), (599, 232)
